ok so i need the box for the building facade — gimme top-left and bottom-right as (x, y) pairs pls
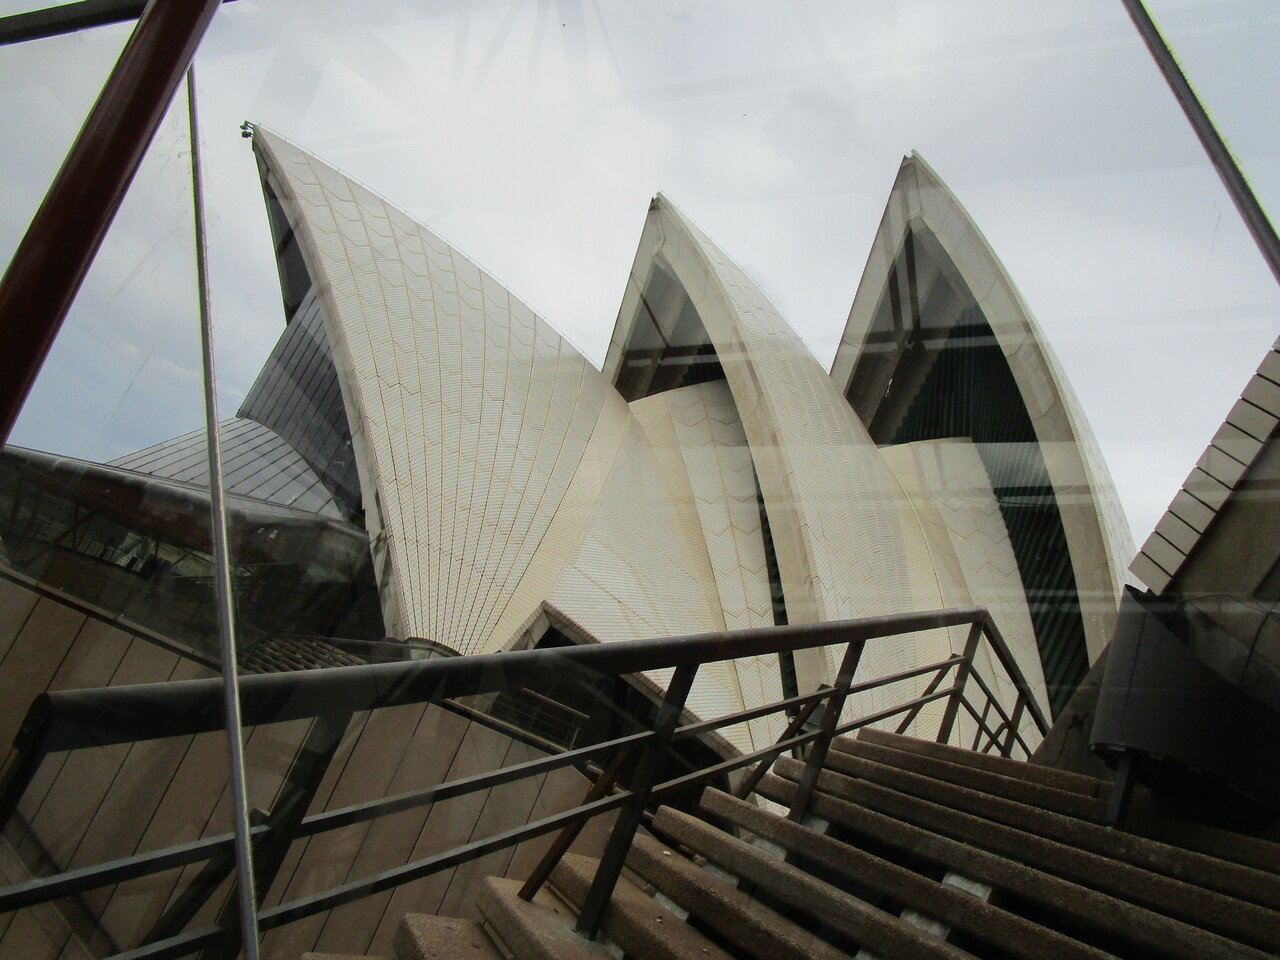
(0, 131), (1141, 957)
(5, 129), (1131, 729)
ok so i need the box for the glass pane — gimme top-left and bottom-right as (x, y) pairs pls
(3, 2), (1279, 958)
(0, 69), (240, 956)
(0, 19), (131, 272)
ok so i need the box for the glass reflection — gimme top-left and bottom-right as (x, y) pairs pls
(1, 3), (1278, 959)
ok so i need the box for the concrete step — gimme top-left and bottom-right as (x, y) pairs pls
(1124, 805), (1280, 875)
(857, 730), (1280, 876)
(477, 876), (616, 960)
(768, 760), (1278, 958)
(838, 734), (1109, 821)
(394, 915), (501, 960)
(624, 830), (850, 960)
(755, 772), (1265, 960)
(696, 787), (1114, 960)
(651, 804), (975, 960)
(853, 728), (1107, 797)
(811, 747), (1280, 918)
(550, 853), (735, 960)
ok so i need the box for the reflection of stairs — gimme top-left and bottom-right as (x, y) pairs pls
(314, 728), (1280, 960)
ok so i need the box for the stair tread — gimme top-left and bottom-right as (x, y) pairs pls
(1123, 805), (1280, 875)
(839, 736), (1108, 820)
(856, 730), (1280, 875)
(551, 853), (736, 960)
(625, 831), (851, 960)
(697, 787), (1113, 960)
(652, 804), (976, 960)
(478, 877), (615, 960)
(394, 915), (500, 960)
(389, 723), (1280, 960)
(756, 771), (1269, 960)
(772, 759), (1280, 956)
(854, 728), (1105, 796)
(812, 747), (1280, 916)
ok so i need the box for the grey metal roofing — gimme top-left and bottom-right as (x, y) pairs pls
(1132, 336), (1280, 594)
(110, 417), (344, 519)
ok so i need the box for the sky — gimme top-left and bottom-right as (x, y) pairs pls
(1, 0), (1277, 548)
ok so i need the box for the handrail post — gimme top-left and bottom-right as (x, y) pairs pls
(733, 692), (825, 800)
(575, 663), (697, 940)
(518, 748), (629, 901)
(1002, 696), (1028, 758)
(894, 657), (960, 735)
(0, 695), (51, 831)
(936, 620), (982, 745)
(971, 614), (1050, 738)
(974, 699), (994, 751)
(787, 639), (865, 823)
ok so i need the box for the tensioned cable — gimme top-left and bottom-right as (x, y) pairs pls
(188, 65), (262, 960)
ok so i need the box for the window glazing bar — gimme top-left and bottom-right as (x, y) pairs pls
(0, 0), (222, 443)
(0, 0), (238, 46)
(0, 0), (147, 45)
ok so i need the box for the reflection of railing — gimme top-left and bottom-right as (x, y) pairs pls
(0, 606), (1048, 958)
(456, 687), (593, 751)
(0, 449), (386, 653)
(236, 628), (458, 668)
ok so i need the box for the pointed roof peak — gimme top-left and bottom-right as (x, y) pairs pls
(651, 190), (683, 213)
(902, 149), (946, 187)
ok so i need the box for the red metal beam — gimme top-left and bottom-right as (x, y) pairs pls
(0, 0), (223, 444)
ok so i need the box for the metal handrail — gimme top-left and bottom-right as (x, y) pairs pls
(0, 605), (1049, 958)
(6, 606), (1039, 753)
(963, 662), (1036, 756)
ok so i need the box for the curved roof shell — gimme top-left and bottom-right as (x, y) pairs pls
(236, 131), (1130, 729)
(832, 153), (1133, 687)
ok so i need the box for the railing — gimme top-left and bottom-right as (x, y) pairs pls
(0, 605), (1048, 958)
(456, 686), (595, 750)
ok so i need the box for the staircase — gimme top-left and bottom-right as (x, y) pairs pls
(306, 726), (1280, 960)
